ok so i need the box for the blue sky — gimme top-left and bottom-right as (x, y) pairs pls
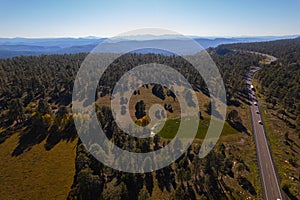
(0, 0), (299, 38)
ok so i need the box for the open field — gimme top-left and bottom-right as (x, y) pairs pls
(0, 132), (77, 200)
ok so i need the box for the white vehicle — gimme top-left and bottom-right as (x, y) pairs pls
(254, 102), (258, 106)
(256, 110), (259, 114)
(258, 120), (263, 125)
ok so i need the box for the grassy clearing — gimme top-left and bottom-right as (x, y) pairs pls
(156, 117), (239, 139)
(0, 132), (77, 200)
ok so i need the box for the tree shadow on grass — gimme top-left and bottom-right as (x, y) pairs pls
(11, 126), (48, 156)
(237, 176), (257, 195)
(44, 120), (77, 151)
(282, 184), (298, 200)
(227, 120), (249, 135)
(43, 128), (77, 151)
(12, 118), (77, 156)
(0, 122), (25, 145)
(0, 129), (13, 145)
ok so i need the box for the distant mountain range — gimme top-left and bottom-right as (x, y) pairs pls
(0, 35), (298, 58)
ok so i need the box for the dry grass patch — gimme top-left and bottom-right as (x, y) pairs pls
(0, 133), (77, 200)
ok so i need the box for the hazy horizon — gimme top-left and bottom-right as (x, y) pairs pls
(1, 34), (299, 40)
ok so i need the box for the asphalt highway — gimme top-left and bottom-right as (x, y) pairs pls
(247, 67), (284, 200)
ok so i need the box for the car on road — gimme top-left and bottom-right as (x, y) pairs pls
(254, 102), (258, 106)
(258, 120), (263, 125)
(256, 110), (259, 114)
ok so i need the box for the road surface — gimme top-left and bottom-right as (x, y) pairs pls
(247, 66), (284, 200)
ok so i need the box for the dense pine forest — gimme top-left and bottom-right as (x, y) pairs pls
(0, 37), (299, 199)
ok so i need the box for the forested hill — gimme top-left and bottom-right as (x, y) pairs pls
(217, 37), (300, 65)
